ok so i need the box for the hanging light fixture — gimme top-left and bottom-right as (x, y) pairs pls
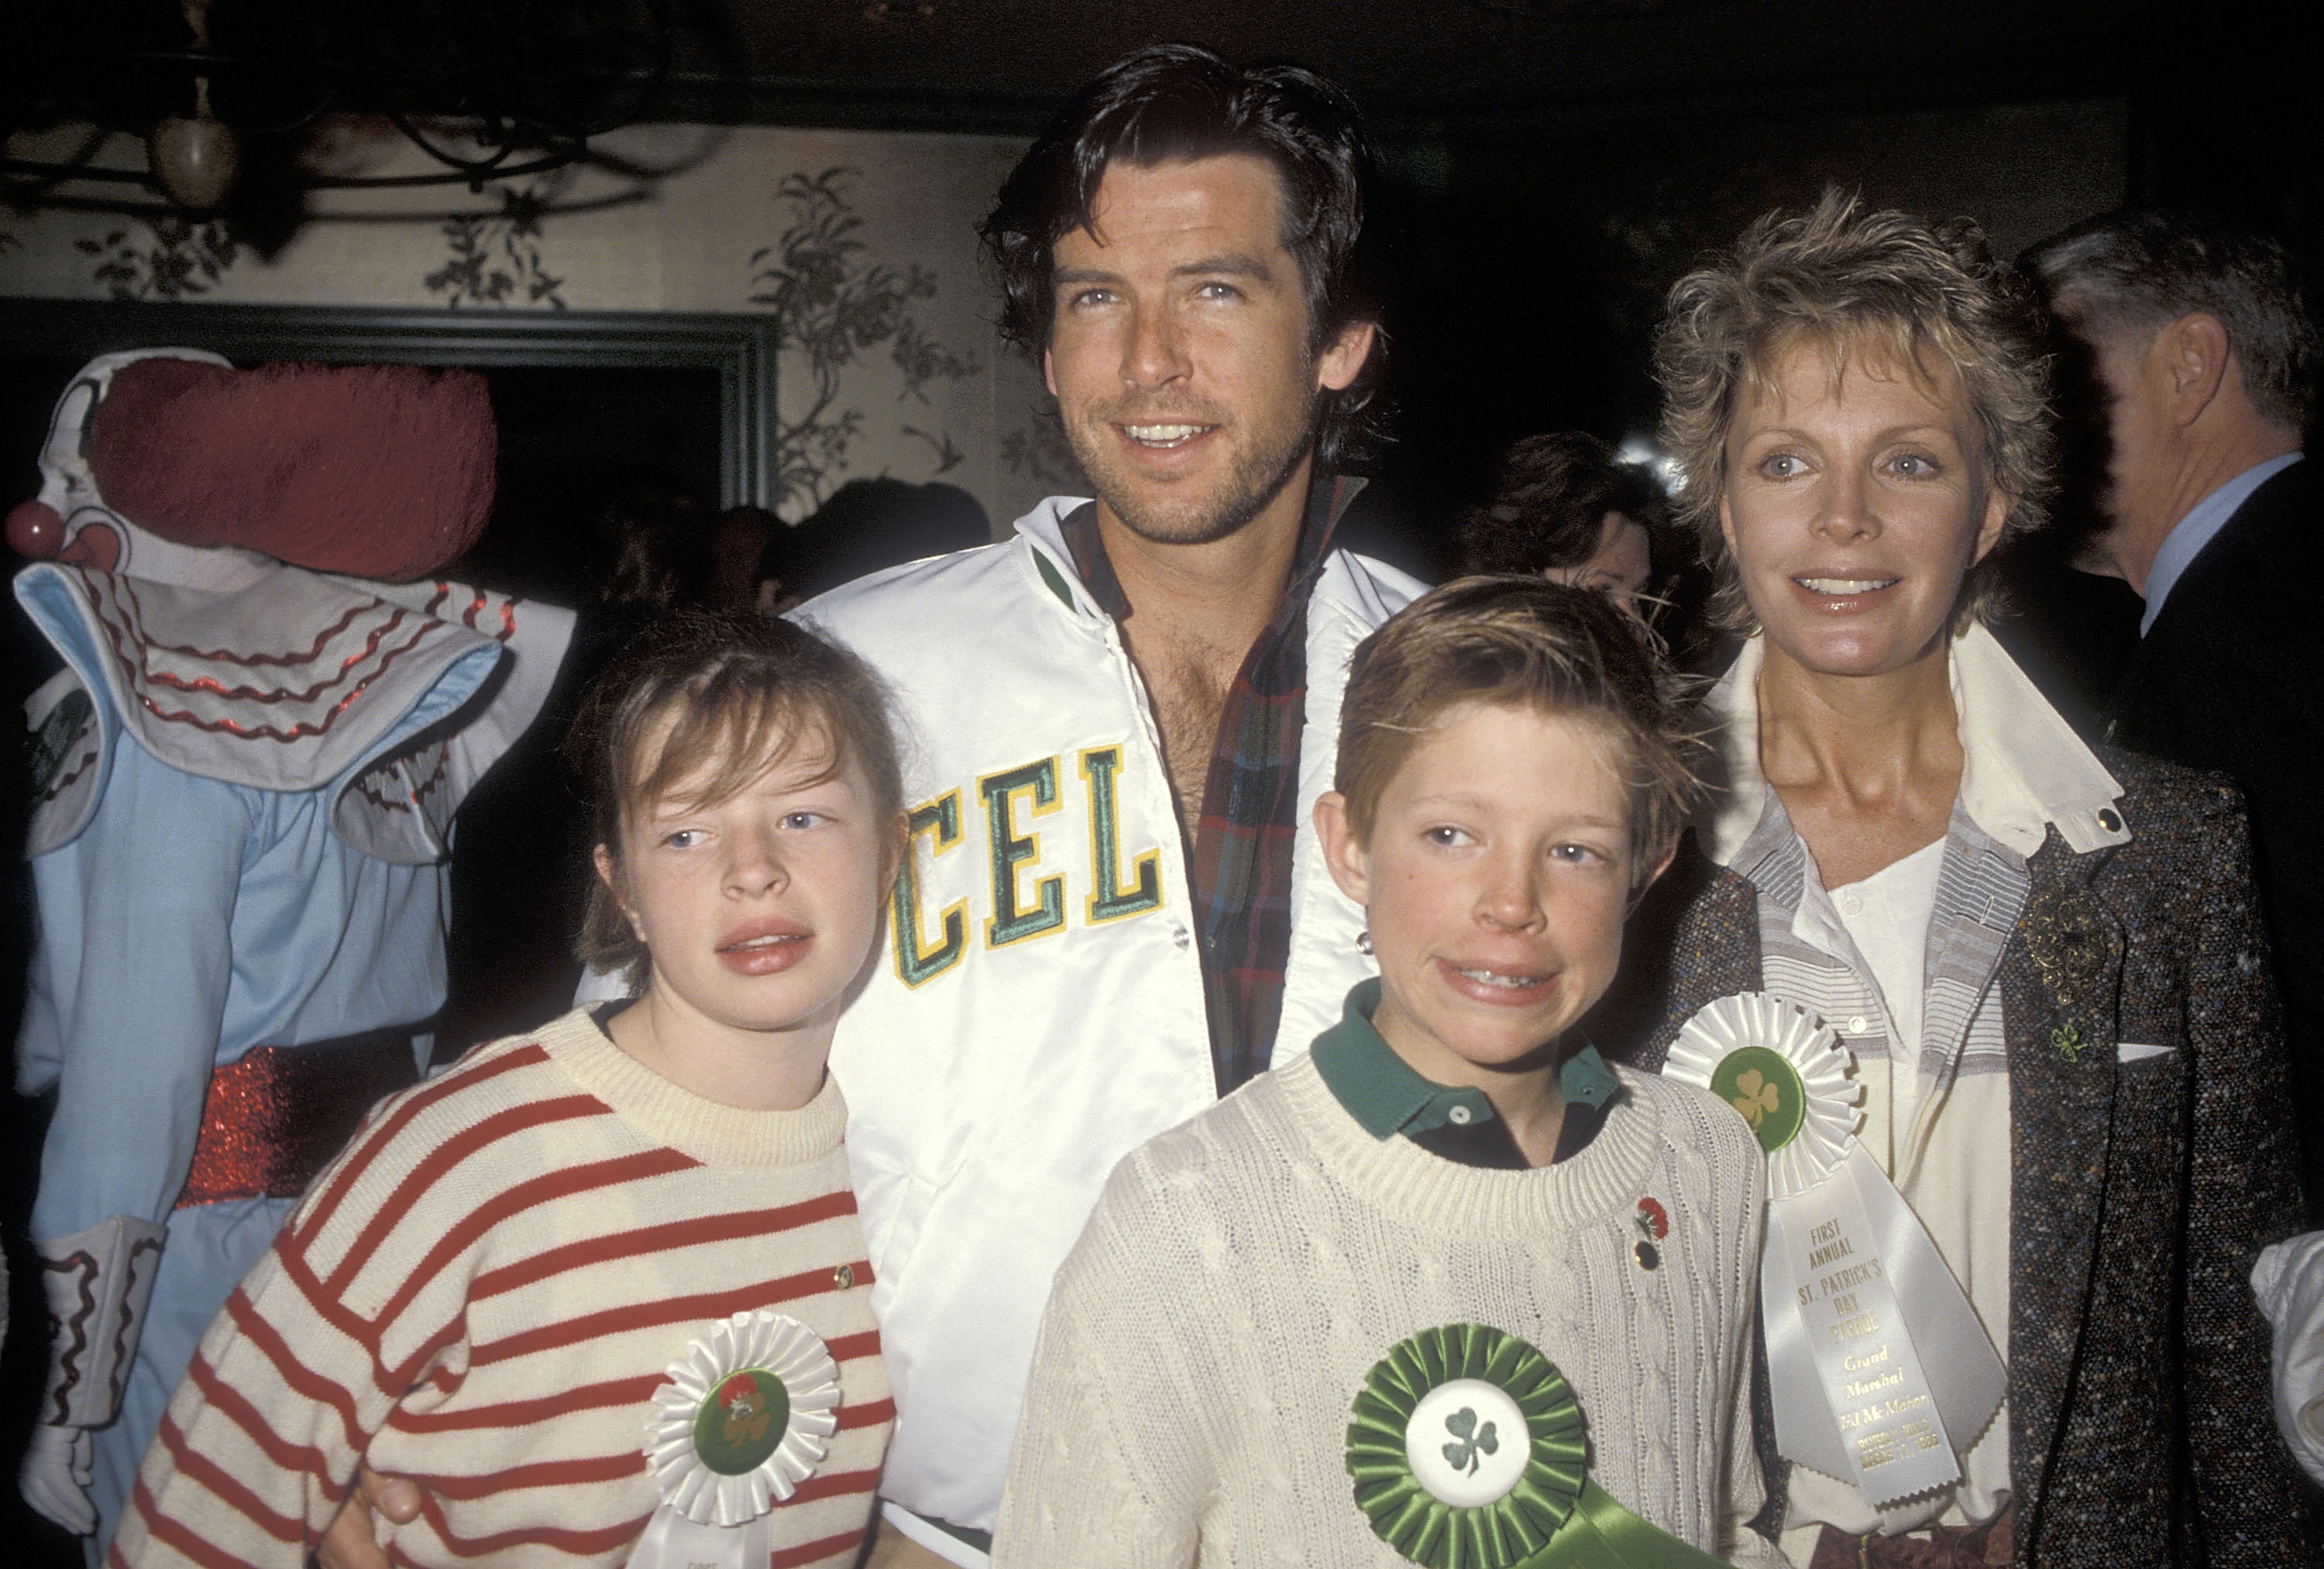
(144, 0), (239, 210)
(3, 0), (690, 215)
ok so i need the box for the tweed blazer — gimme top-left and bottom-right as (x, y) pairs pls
(1610, 752), (2316, 1566)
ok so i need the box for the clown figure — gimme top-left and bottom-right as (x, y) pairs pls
(5, 349), (574, 1560)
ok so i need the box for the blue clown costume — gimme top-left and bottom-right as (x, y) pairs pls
(8, 349), (574, 1561)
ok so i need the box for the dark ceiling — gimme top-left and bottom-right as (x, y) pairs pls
(666, 0), (2154, 132)
(0, 2), (2214, 158)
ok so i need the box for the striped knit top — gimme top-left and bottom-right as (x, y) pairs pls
(112, 1006), (892, 1569)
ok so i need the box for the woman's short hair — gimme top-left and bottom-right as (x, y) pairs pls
(1334, 576), (1706, 888)
(1653, 188), (2055, 630)
(979, 43), (1386, 474)
(566, 610), (906, 990)
(1457, 431), (1671, 576)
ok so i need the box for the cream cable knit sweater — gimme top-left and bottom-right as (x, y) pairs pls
(995, 1055), (1779, 1567)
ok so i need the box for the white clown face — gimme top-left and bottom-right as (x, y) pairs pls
(9, 347), (235, 581)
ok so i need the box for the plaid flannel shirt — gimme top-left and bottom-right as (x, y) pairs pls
(1061, 474), (1363, 1093)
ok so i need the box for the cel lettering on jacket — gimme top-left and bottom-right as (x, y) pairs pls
(891, 743), (1166, 985)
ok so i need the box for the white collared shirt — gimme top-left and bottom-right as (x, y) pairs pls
(1701, 623), (2133, 865)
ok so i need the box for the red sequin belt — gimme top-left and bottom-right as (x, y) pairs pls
(174, 1027), (424, 1209)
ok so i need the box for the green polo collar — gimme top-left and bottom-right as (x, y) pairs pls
(1310, 979), (1623, 1140)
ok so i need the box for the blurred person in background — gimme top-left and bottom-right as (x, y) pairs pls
(711, 504), (780, 613)
(2023, 211), (2323, 1215)
(596, 477), (714, 610)
(1457, 430), (1723, 667)
(769, 478), (992, 607)
(2026, 208), (2324, 1488)
(1457, 430), (1666, 616)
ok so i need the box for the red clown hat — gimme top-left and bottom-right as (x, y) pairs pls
(81, 356), (497, 582)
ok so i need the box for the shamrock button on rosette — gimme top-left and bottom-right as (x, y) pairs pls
(1345, 1324), (1587, 1567)
(645, 1309), (841, 1526)
(1662, 992), (1858, 1199)
(1346, 1326), (1732, 1569)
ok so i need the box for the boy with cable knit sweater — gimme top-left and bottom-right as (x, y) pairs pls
(995, 577), (1778, 1567)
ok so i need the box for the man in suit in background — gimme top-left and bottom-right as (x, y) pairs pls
(2025, 212), (2324, 1216)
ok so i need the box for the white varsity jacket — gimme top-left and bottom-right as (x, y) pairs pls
(798, 496), (1424, 1553)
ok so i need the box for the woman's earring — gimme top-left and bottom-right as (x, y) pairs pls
(1356, 929), (1374, 957)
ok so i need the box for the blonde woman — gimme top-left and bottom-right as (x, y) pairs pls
(1619, 192), (2312, 1567)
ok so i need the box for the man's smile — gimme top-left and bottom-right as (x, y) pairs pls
(1119, 422), (1215, 446)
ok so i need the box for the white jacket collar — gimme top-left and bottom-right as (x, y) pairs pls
(1700, 622), (2132, 865)
(1011, 495), (1103, 618)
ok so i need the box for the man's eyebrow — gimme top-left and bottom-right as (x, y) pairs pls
(1051, 253), (1280, 288)
(1174, 253), (1275, 283)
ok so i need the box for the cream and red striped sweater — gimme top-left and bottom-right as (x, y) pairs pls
(112, 1006), (892, 1569)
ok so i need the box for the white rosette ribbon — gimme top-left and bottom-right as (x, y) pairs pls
(626, 1309), (841, 1569)
(1664, 991), (1858, 1200)
(1664, 993), (2006, 1512)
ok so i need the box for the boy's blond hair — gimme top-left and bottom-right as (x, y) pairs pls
(1334, 576), (1704, 887)
(566, 609), (905, 990)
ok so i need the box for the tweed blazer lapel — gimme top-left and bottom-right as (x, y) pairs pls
(1998, 828), (2125, 1554)
(1631, 848), (1760, 1077)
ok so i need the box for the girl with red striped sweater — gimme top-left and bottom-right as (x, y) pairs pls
(115, 611), (906, 1569)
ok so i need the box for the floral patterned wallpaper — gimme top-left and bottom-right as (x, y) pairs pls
(0, 123), (1081, 529)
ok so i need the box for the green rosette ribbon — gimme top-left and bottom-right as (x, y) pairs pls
(1345, 1324), (1729, 1569)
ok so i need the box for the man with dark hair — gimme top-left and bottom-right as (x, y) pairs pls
(786, 46), (1418, 1565)
(799, 45), (1418, 1567)
(320, 46), (1416, 1569)
(980, 44), (1387, 481)
(2023, 212), (2324, 1213)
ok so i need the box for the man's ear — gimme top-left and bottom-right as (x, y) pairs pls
(1313, 791), (1373, 907)
(1042, 346), (1057, 398)
(2161, 311), (2232, 428)
(1315, 320), (1377, 394)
